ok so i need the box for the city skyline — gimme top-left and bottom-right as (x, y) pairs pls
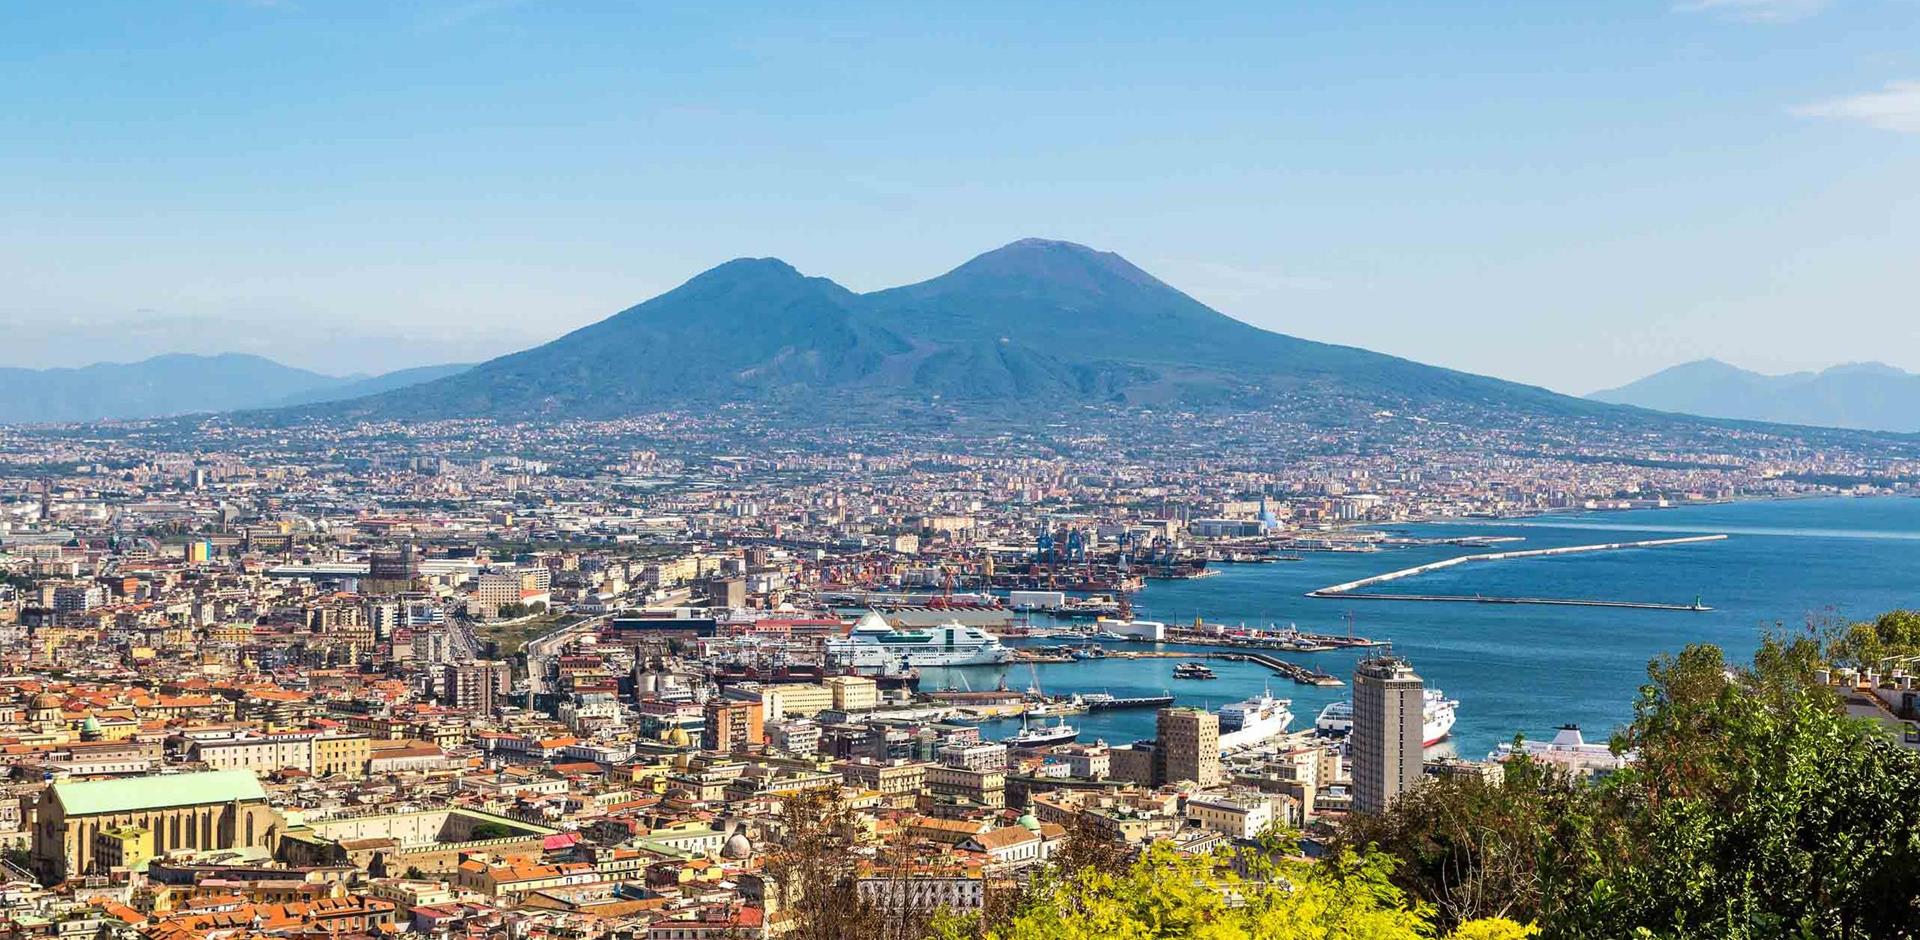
(4, 4), (1918, 937)
(4, 2), (1917, 392)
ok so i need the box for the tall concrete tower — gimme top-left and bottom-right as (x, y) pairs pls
(1154, 706), (1221, 787)
(1351, 654), (1425, 813)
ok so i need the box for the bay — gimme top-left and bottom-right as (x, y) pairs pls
(918, 496), (1920, 758)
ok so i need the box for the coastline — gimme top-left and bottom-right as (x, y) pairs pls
(1352, 491), (1910, 535)
(1069, 496), (1920, 756)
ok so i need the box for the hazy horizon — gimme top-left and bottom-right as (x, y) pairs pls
(4, 2), (1916, 392)
(7, 243), (1916, 398)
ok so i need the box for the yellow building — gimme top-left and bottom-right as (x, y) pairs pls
(313, 734), (371, 778)
(206, 623), (254, 644)
(834, 760), (927, 808)
(764, 684), (832, 718)
(33, 628), (95, 662)
(93, 825), (154, 871)
(87, 714), (142, 742)
(824, 675), (878, 712)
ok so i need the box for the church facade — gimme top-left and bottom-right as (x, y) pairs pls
(31, 769), (282, 883)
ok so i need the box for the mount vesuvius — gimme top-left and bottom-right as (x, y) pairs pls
(309, 239), (1600, 421)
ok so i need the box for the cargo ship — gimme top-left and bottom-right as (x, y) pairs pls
(1081, 692), (1175, 711)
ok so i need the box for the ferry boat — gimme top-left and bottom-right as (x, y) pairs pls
(1005, 717), (1079, 747)
(1315, 688), (1458, 746)
(1218, 692), (1295, 751)
(825, 611), (1013, 668)
(1489, 725), (1631, 776)
(1173, 662), (1217, 680)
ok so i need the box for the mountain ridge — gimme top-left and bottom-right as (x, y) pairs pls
(1589, 359), (1920, 432)
(0, 354), (470, 424)
(290, 238), (1611, 422)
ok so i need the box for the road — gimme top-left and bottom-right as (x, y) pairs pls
(523, 613), (611, 695)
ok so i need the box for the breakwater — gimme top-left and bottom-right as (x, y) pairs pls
(1306, 534), (1726, 610)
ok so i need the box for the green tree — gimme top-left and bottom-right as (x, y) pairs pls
(932, 836), (1531, 940)
(1827, 609), (1920, 670)
(1590, 633), (1920, 938)
(1336, 748), (1631, 931)
(1348, 627), (1920, 939)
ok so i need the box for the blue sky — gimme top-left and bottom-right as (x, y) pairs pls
(2, 1), (1915, 390)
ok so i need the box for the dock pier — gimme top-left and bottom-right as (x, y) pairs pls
(1221, 652), (1344, 687)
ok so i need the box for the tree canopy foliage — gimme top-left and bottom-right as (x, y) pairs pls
(1826, 608), (1920, 670)
(1344, 626), (1920, 939)
(765, 790), (1531, 940)
(930, 835), (1535, 940)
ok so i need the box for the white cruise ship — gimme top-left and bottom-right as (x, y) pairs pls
(825, 611), (1013, 669)
(1315, 688), (1458, 747)
(1489, 725), (1631, 776)
(1218, 692), (1295, 752)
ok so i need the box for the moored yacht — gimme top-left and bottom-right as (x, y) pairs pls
(1173, 661), (1217, 680)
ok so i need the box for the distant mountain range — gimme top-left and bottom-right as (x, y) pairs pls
(303, 238), (1605, 422)
(0, 354), (470, 423)
(1588, 359), (1920, 433)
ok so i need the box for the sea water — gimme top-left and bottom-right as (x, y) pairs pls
(919, 496), (1920, 758)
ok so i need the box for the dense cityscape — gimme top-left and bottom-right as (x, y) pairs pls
(10, 2), (1920, 936)
(0, 404), (1915, 938)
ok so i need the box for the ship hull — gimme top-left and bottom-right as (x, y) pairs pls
(1218, 696), (1295, 751)
(827, 618), (1014, 669)
(830, 645), (1013, 668)
(1005, 729), (1078, 747)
